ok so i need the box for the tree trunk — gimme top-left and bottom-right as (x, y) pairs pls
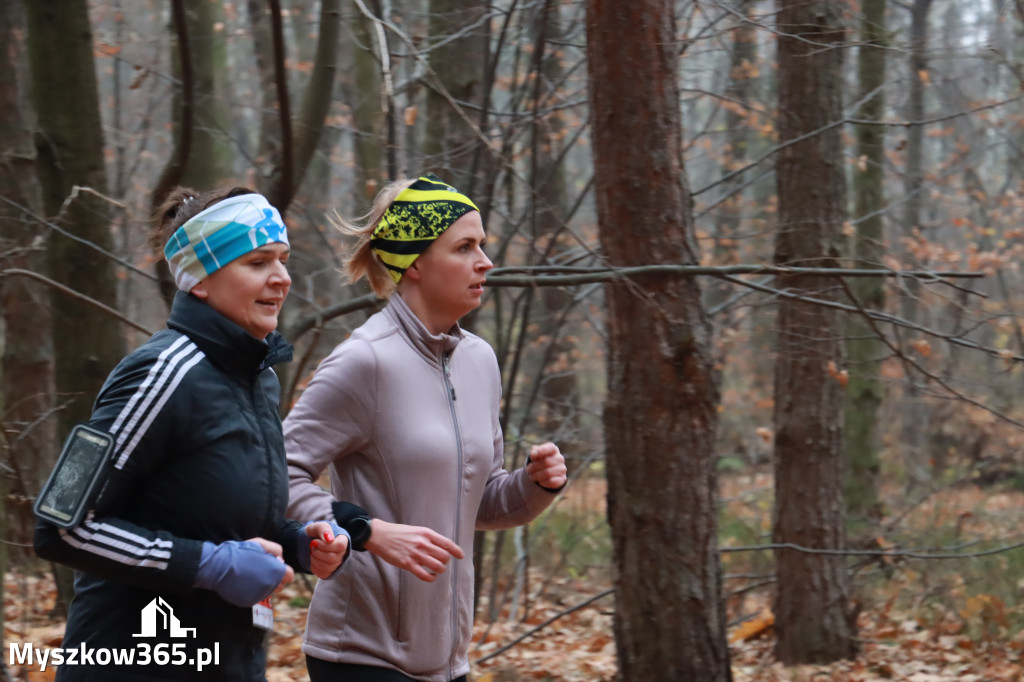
(529, 1), (581, 464)
(709, 0), (757, 313)
(424, 0), (487, 193)
(262, 0), (341, 211)
(248, 0), (278, 174)
(24, 0), (127, 616)
(179, 0), (233, 188)
(346, 10), (385, 199)
(843, 0), (887, 536)
(586, 1), (731, 679)
(772, 0), (857, 664)
(1, 0), (51, 613)
(899, 0), (934, 493)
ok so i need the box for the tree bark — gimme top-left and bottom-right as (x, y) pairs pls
(179, 0), (233, 188)
(424, 0), (488, 193)
(586, 1), (731, 679)
(899, 0), (935, 493)
(262, 0), (341, 211)
(24, 0), (127, 616)
(345, 9), (385, 199)
(2, 0), (52, 579)
(527, 1), (581, 463)
(709, 0), (758, 313)
(843, 0), (887, 536)
(772, 0), (857, 664)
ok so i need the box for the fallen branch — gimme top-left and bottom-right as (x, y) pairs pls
(473, 588), (614, 665)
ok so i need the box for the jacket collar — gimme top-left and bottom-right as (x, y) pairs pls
(384, 293), (461, 368)
(167, 291), (293, 375)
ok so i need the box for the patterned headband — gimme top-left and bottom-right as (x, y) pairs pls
(370, 174), (479, 284)
(164, 193), (289, 292)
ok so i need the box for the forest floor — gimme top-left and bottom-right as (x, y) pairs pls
(5, 475), (1024, 681)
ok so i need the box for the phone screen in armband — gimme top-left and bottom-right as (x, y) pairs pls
(34, 424), (115, 529)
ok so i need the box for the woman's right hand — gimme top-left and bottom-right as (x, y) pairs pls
(195, 538), (293, 607)
(365, 520), (464, 583)
(246, 537), (296, 590)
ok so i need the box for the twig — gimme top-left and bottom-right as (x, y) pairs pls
(473, 588), (613, 665)
(486, 264), (983, 286)
(0, 269), (153, 335)
(720, 539), (1024, 561)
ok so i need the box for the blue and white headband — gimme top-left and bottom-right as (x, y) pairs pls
(163, 193), (289, 292)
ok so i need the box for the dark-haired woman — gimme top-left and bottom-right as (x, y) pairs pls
(35, 187), (349, 681)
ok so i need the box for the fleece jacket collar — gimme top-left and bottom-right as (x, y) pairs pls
(384, 293), (461, 369)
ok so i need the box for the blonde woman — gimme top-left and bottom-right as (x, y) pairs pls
(285, 175), (567, 682)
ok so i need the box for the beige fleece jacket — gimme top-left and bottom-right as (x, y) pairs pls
(284, 294), (556, 681)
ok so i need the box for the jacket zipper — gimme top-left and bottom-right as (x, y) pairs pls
(441, 352), (462, 680)
(251, 377), (277, 535)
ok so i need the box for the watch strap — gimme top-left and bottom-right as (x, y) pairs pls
(332, 501), (372, 552)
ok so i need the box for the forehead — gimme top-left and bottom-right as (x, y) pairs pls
(437, 212), (484, 243)
(242, 242), (291, 257)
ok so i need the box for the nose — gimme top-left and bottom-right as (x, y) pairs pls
(477, 248), (493, 272)
(271, 259), (292, 289)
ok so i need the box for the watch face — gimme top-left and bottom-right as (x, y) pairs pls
(350, 516), (372, 549)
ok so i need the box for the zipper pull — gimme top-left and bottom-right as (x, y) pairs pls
(443, 354), (456, 401)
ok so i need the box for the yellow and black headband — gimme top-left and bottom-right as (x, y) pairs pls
(371, 174), (479, 284)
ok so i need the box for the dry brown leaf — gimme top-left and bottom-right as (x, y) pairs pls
(729, 610), (775, 643)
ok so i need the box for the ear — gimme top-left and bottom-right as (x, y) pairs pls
(190, 281), (210, 300)
(404, 260), (423, 281)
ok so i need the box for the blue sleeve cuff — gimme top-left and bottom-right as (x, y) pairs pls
(296, 521), (350, 578)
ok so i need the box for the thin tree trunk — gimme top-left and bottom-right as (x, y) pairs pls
(772, 0), (857, 664)
(899, 0), (934, 493)
(843, 0), (888, 536)
(423, 0), (487, 193)
(262, 0), (342, 211)
(346, 10), (385, 196)
(529, 1), (581, 464)
(179, 0), (233, 188)
(709, 0), (757, 313)
(587, 1), (731, 678)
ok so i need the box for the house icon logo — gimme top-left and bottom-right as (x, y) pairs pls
(132, 597), (197, 638)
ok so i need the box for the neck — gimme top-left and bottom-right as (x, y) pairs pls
(396, 289), (456, 335)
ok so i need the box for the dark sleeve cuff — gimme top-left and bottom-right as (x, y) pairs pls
(331, 501), (372, 551)
(277, 518), (305, 572)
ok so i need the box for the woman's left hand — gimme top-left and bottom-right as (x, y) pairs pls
(305, 521), (349, 579)
(526, 442), (567, 490)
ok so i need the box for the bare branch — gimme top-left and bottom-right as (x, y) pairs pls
(693, 93), (1024, 198)
(473, 588), (614, 665)
(721, 539), (1024, 560)
(486, 263), (984, 286)
(0, 191), (157, 282)
(721, 273), (1019, 365)
(0, 269), (153, 336)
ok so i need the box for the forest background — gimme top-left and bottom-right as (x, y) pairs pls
(3, 0), (1024, 680)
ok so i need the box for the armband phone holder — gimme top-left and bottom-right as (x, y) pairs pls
(33, 424), (115, 529)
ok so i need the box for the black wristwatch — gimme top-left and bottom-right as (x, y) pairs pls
(332, 501), (373, 552)
(347, 515), (373, 552)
